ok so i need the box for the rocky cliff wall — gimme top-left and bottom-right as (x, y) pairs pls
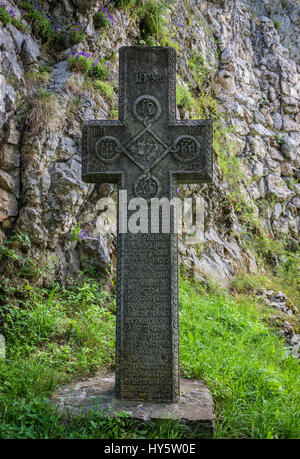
(0, 0), (299, 286)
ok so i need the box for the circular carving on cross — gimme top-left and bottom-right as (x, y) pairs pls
(133, 95), (161, 125)
(95, 136), (121, 163)
(172, 135), (200, 163)
(134, 173), (161, 200)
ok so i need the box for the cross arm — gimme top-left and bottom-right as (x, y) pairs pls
(82, 120), (127, 184)
(149, 119), (213, 186)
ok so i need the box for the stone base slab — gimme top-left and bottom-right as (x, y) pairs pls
(51, 372), (214, 438)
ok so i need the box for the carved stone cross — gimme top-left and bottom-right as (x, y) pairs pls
(82, 46), (213, 402)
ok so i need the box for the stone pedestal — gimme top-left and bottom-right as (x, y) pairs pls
(51, 372), (214, 438)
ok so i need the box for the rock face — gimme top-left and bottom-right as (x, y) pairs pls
(0, 0), (299, 284)
(254, 288), (300, 358)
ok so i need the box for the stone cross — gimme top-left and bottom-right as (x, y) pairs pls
(82, 46), (213, 403)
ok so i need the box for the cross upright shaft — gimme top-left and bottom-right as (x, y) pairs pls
(82, 46), (213, 402)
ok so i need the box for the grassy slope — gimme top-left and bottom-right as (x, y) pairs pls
(0, 272), (299, 439)
(179, 275), (299, 439)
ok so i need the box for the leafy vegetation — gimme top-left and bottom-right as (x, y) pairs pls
(115, 0), (137, 9)
(137, 0), (168, 42)
(69, 30), (86, 44)
(274, 20), (281, 30)
(90, 80), (114, 102)
(93, 12), (110, 28)
(0, 235), (299, 438)
(179, 274), (300, 439)
(176, 84), (194, 110)
(19, 0), (63, 45)
(0, 5), (11, 25)
(67, 53), (110, 80)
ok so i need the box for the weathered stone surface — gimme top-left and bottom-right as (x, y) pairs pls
(0, 144), (20, 170)
(282, 116), (300, 133)
(0, 73), (6, 127)
(50, 157), (84, 193)
(1, 51), (23, 81)
(21, 35), (40, 65)
(250, 123), (273, 138)
(7, 24), (25, 50)
(0, 188), (18, 222)
(50, 60), (72, 91)
(51, 373), (214, 438)
(282, 96), (299, 114)
(0, 170), (16, 193)
(252, 162), (264, 180)
(4, 119), (20, 145)
(82, 46), (213, 403)
(282, 133), (299, 161)
(291, 196), (300, 209)
(0, 0), (299, 289)
(272, 216), (289, 236)
(248, 136), (268, 160)
(281, 162), (294, 177)
(0, 334), (5, 359)
(255, 288), (300, 358)
(79, 236), (111, 273)
(269, 147), (284, 163)
(264, 157), (281, 176)
(265, 174), (294, 201)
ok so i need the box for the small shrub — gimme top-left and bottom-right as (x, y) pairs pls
(109, 109), (118, 120)
(92, 81), (114, 101)
(176, 85), (194, 110)
(0, 6), (12, 25)
(67, 224), (89, 243)
(37, 88), (52, 98)
(39, 62), (52, 73)
(94, 12), (110, 28)
(115, 0), (136, 8)
(139, 0), (167, 41)
(19, 0), (58, 43)
(70, 30), (87, 44)
(274, 20), (280, 30)
(12, 17), (27, 31)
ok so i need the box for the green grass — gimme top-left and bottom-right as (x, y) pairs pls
(0, 267), (299, 438)
(69, 30), (86, 44)
(68, 55), (109, 80)
(0, 7), (27, 32)
(115, 0), (137, 9)
(91, 80), (114, 101)
(179, 274), (300, 439)
(274, 20), (280, 30)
